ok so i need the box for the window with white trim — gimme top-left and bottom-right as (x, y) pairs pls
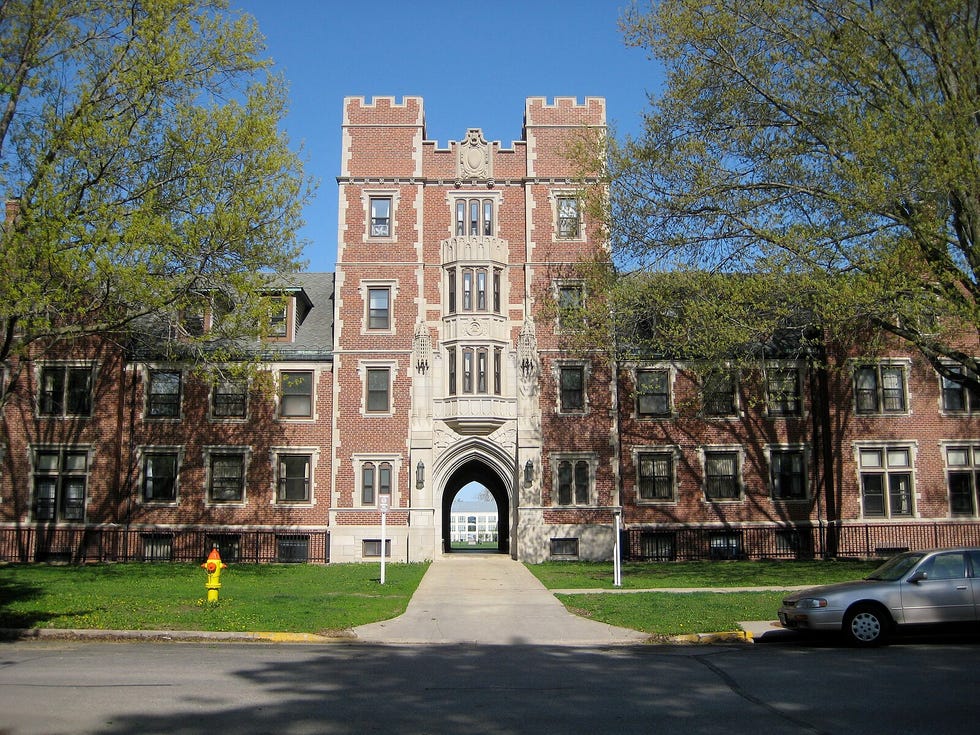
(360, 460), (392, 506)
(553, 455), (594, 506)
(211, 379), (247, 419)
(945, 444), (980, 516)
(276, 452), (312, 503)
(859, 445), (913, 517)
(146, 370), (181, 419)
(38, 364), (93, 417)
(701, 370), (737, 417)
(32, 448), (89, 521)
(142, 450), (180, 503)
(636, 368), (671, 418)
(558, 364), (586, 413)
(766, 366), (802, 417)
(365, 367), (391, 413)
(206, 449), (248, 504)
(556, 282), (584, 332)
(703, 449), (742, 501)
(854, 363), (907, 414)
(454, 197), (494, 236)
(636, 450), (675, 502)
(367, 287), (391, 330)
(369, 196), (391, 237)
(279, 370), (314, 419)
(556, 196), (580, 238)
(769, 447), (807, 500)
(940, 365), (980, 414)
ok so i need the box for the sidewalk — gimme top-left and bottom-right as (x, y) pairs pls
(354, 553), (651, 645)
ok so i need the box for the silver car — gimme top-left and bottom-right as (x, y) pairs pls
(778, 547), (980, 646)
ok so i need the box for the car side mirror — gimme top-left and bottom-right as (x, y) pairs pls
(908, 570), (928, 584)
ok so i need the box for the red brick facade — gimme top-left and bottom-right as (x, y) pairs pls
(2, 96), (978, 563)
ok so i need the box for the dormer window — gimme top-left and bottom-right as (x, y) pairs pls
(269, 301), (288, 338)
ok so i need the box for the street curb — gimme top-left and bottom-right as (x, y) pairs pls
(1, 626), (753, 645)
(0, 627), (354, 644)
(666, 630), (754, 644)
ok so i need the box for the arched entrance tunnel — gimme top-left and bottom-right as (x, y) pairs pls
(441, 459), (510, 554)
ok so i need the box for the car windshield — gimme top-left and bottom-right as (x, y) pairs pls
(865, 552), (926, 581)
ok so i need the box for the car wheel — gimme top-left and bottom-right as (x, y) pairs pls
(843, 604), (890, 647)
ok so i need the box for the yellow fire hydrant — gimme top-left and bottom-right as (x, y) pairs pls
(201, 547), (227, 603)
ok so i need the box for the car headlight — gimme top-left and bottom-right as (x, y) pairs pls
(796, 598), (828, 609)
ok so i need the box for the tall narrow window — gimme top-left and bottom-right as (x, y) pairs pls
(462, 269), (473, 310)
(493, 347), (502, 395)
(557, 284), (583, 331)
(379, 462), (392, 498)
(469, 200), (479, 235)
(483, 200), (493, 235)
(361, 462), (376, 505)
(370, 197), (391, 237)
(448, 347), (457, 395)
(462, 349), (474, 393)
(367, 287), (390, 330)
(280, 371), (313, 418)
(477, 348), (488, 393)
(557, 196), (580, 238)
(947, 445), (980, 516)
(448, 269), (456, 313)
(456, 201), (466, 236)
(559, 366), (585, 412)
(366, 368), (390, 413)
(476, 270), (487, 310)
(492, 269), (501, 313)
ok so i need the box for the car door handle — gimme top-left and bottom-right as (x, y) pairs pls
(956, 585), (968, 590)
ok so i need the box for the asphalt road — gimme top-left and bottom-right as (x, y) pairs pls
(1, 634), (979, 735)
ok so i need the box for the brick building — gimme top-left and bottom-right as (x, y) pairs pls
(1, 96), (979, 563)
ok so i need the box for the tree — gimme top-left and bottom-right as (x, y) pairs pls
(599, 0), (980, 386)
(0, 0), (312, 398)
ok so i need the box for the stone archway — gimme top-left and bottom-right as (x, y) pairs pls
(441, 459), (510, 554)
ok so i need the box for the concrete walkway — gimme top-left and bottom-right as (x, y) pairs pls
(354, 553), (650, 645)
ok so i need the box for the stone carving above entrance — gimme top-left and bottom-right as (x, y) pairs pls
(457, 128), (492, 180)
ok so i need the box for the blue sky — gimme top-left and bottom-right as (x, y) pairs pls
(232, 0), (662, 273)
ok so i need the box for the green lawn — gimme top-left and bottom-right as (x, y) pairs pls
(0, 562), (428, 634)
(526, 559), (880, 589)
(0, 558), (881, 637)
(558, 591), (786, 636)
(532, 559), (881, 636)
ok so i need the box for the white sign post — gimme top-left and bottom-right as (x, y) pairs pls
(613, 507), (622, 588)
(379, 494), (390, 585)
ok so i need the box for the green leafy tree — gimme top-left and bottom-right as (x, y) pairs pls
(598, 0), (979, 386)
(0, 0), (313, 397)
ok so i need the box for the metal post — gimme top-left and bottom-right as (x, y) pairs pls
(613, 508), (622, 588)
(380, 493), (390, 585)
